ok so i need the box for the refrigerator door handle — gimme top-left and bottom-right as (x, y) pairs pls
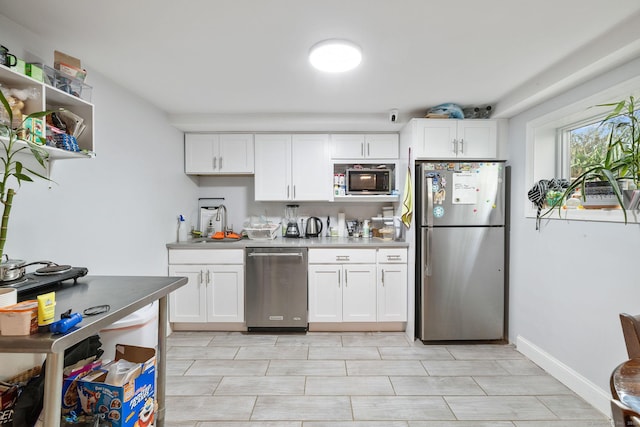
(423, 227), (432, 277)
(424, 177), (434, 226)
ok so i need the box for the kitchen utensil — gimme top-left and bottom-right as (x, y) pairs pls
(0, 256), (25, 282)
(284, 204), (300, 238)
(305, 216), (323, 237)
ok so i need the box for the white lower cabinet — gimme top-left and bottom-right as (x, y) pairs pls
(308, 248), (407, 324)
(308, 263), (377, 322)
(168, 249), (244, 323)
(377, 249), (408, 322)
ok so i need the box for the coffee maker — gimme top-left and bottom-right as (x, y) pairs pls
(284, 204), (300, 238)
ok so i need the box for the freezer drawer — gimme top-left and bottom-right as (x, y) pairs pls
(419, 226), (504, 341)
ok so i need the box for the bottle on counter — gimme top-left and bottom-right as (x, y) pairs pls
(177, 215), (188, 242)
(362, 220), (370, 239)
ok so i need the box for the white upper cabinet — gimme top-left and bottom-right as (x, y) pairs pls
(411, 119), (497, 159)
(184, 133), (254, 174)
(331, 134), (399, 159)
(254, 134), (332, 201)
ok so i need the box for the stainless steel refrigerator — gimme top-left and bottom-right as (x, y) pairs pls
(416, 161), (507, 341)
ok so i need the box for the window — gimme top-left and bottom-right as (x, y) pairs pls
(525, 77), (640, 224)
(561, 109), (639, 181)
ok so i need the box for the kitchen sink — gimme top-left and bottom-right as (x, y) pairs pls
(190, 237), (243, 243)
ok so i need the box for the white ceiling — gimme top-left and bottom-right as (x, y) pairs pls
(2, 0), (640, 131)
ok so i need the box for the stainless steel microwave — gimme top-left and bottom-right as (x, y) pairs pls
(346, 168), (392, 194)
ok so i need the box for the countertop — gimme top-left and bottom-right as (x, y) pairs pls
(1, 275), (187, 353)
(166, 236), (409, 249)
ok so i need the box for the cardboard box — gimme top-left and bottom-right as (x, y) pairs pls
(25, 63), (43, 82)
(0, 382), (19, 425)
(23, 117), (44, 144)
(54, 50), (87, 82)
(76, 345), (155, 427)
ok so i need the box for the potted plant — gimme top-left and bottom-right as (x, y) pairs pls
(0, 89), (52, 262)
(546, 95), (639, 222)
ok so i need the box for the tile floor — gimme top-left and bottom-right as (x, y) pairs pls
(164, 331), (612, 427)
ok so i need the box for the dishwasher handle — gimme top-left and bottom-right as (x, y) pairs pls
(248, 252), (303, 258)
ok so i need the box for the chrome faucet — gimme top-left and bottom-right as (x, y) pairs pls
(215, 204), (228, 235)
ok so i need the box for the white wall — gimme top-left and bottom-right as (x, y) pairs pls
(508, 55), (640, 413)
(0, 15), (197, 377)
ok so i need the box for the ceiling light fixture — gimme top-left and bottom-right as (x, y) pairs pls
(309, 39), (362, 73)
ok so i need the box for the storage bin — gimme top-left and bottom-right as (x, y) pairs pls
(244, 223), (280, 240)
(0, 300), (38, 336)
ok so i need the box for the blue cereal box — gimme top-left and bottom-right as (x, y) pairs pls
(76, 345), (156, 427)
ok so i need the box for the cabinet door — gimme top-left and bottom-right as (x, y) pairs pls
(365, 134), (399, 159)
(420, 120), (458, 158)
(185, 134), (217, 174)
(342, 265), (377, 322)
(331, 134), (366, 159)
(168, 265), (207, 322)
(291, 134), (332, 201)
(308, 264), (342, 322)
(377, 263), (407, 322)
(456, 120), (497, 159)
(254, 134), (292, 200)
(218, 134), (254, 173)
(207, 264), (244, 322)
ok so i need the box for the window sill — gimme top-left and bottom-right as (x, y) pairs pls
(526, 207), (640, 224)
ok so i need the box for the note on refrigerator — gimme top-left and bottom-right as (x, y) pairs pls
(452, 172), (478, 204)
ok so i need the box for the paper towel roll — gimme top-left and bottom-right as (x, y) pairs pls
(337, 212), (346, 237)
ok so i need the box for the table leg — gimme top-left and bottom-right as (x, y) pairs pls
(42, 351), (63, 426)
(156, 295), (168, 426)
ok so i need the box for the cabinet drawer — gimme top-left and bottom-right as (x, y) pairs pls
(377, 248), (407, 263)
(308, 248), (376, 264)
(169, 249), (243, 264)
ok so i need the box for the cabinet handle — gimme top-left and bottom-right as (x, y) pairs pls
(381, 269), (385, 286)
(219, 156), (223, 170)
(361, 142), (364, 157)
(452, 139), (458, 155)
(287, 185), (290, 198)
(345, 270), (348, 287)
(387, 255), (401, 261)
(367, 142), (370, 157)
(458, 138), (464, 154)
(206, 270), (211, 284)
(199, 270), (204, 285)
(293, 185), (296, 199)
(336, 255), (350, 261)
(338, 270), (341, 287)
(213, 157), (217, 170)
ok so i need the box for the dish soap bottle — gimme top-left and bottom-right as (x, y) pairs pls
(362, 220), (370, 239)
(177, 215), (188, 242)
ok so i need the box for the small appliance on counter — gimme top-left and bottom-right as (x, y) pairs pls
(305, 216), (323, 237)
(284, 204), (300, 238)
(0, 261), (88, 298)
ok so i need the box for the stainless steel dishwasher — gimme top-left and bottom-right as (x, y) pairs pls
(245, 247), (308, 331)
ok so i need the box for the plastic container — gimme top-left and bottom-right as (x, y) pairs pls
(244, 223), (280, 240)
(98, 301), (158, 361)
(0, 300), (38, 336)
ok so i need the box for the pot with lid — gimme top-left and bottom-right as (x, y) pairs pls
(0, 256), (25, 282)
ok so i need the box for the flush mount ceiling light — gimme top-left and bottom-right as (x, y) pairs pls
(309, 39), (362, 73)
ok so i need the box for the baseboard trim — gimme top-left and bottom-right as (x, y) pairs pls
(516, 335), (611, 416)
